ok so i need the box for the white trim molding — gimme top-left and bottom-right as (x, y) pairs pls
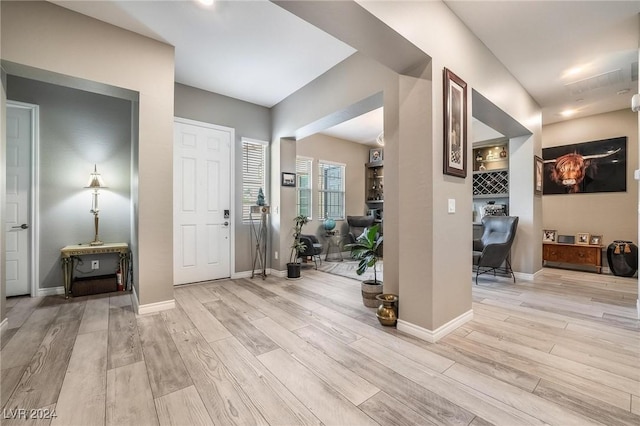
(397, 309), (473, 343)
(133, 285), (175, 315)
(37, 286), (65, 297)
(232, 268), (281, 279)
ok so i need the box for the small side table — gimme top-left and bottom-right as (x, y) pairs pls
(325, 232), (343, 262)
(60, 242), (130, 298)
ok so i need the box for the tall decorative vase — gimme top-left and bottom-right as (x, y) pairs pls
(375, 293), (398, 326)
(606, 240), (638, 277)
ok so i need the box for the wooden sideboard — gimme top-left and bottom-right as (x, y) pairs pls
(543, 243), (603, 273)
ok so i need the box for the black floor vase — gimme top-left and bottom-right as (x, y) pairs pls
(606, 241), (638, 277)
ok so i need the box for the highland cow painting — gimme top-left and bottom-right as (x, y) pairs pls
(542, 137), (626, 195)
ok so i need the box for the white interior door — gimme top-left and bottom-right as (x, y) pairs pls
(5, 105), (32, 297)
(174, 119), (232, 285)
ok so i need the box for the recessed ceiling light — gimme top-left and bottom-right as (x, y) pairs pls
(565, 67), (582, 76)
(560, 109), (577, 117)
(197, 0), (214, 6)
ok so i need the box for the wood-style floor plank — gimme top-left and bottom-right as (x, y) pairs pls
(294, 325), (476, 426)
(220, 281), (308, 331)
(4, 320), (80, 411)
(170, 328), (268, 425)
(1, 306), (60, 370)
(106, 361), (158, 426)
(137, 314), (192, 398)
(154, 385), (213, 426)
(441, 332), (632, 411)
(78, 295), (111, 335)
(6, 296), (44, 329)
(444, 362), (603, 426)
(52, 330), (108, 426)
(204, 300), (278, 356)
(107, 305), (143, 370)
(253, 316), (379, 406)
(159, 303), (196, 334)
(174, 288), (232, 343)
(358, 391), (437, 426)
(533, 379), (640, 426)
(210, 336), (322, 426)
(257, 348), (378, 426)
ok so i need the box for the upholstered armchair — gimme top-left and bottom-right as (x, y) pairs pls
(298, 234), (323, 269)
(346, 215), (375, 245)
(472, 216), (519, 284)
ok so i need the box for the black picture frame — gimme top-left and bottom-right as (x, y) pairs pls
(443, 68), (467, 178)
(281, 172), (296, 187)
(542, 136), (626, 194)
(369, 148), (383, 163)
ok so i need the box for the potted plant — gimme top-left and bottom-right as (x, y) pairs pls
(287, 214), (309, 279)
(345, 224), (383, 307)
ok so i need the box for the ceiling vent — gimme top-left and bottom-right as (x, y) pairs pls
(565, 69), (623, 95)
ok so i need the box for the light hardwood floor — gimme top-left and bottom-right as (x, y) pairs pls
(1, 268), (638, 425)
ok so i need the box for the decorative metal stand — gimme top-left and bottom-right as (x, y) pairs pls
(250, 205), (269, 279)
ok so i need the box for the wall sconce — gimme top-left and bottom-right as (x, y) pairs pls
(85, 164), (107, 246)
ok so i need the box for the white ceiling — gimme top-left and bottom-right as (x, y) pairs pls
(51, 0), (639, 143)
(445, 1), (639, 125)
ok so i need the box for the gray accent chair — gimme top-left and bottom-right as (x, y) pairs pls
(346, 215), (375, 245)
(472, 216), (519, 284)
(298, 234), (323, 269)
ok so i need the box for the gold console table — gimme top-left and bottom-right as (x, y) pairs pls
(60, 242), (130, 298)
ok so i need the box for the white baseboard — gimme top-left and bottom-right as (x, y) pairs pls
(232, 269), (284, 279)
(397, 309), (473, 343)
(514, 271), (537, 281)
(271, 269), (286, 278)
(37, 286), (65, 297)
(132, 285), (175, 315)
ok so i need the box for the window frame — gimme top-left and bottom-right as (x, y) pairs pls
(296, 156), (313, 220)
(317, 160), (346, 221)
(241, 137), (268, 223)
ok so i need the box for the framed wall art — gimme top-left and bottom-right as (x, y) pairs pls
(369, 148), (383, 163)
(534, 155), (543, 196)
(281, 172), (296, 187)
(589, 235), (602, 245)
(576, 232), (590, 245)
(443, 68), (467, 178)
(542, 136), (626, 194)
(543, 229), (557, 243)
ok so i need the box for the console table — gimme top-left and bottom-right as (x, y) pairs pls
(542, 242), (603, 273)
(60, 243), (130, 298)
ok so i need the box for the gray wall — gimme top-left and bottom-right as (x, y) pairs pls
(7, 76), (132, 290)
(296, 133), (371, 243)
(174, 83), (271, 274)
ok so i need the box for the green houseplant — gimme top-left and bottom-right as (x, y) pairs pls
(345, 224), (383, 307)
(287, 214), (309, 279)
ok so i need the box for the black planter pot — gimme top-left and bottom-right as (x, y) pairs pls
(287, 262), (301, 279)
(606, 241), (638, 277)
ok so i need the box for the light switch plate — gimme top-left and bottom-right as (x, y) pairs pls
(634, 169), (640, 180)
(448, 198), (456, 213)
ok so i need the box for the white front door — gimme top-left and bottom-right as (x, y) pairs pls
(174, 119), (233, 285)
(5, 104), (32, 297)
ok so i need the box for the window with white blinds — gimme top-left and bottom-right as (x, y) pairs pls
(296, 157), (313, 219)
(242, 138), (268, 222)
(317, 161), (345, 220)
